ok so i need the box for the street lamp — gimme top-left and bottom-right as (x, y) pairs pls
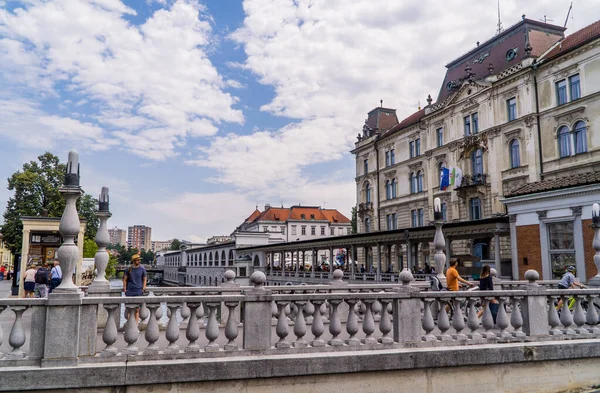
(433, 197), (446, 283)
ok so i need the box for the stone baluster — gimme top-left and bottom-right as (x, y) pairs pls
(422, 299), (436, 342)
(224, 302), (239, 351)
(589, 203), (600, 287)
(165, 303), (181, 353)
(467, 298), (481, 340)
(559, 295), (575, 335)
(495, 297), (510, 339)
(433, 197), (447, 286)
(101, 304), (119, 356)
(0, 306), (5, 358)
(275, 301), (291, 348)
(184, 302), (201, 352)
(345, 299), (360, 346)
(180, 302), (191, 328)
(521, 270), (549, 338)
(89, 186), (111, 291)
(361, 299), (377, 345)
(304, 300), (315, 325)
(510, 297), (526, 338)
(371, 300), (382, 322)
(585, 296), (600, 335)
(328, 299), (343, 346)
(7, 306), (27, 360)
(205, 302), (220, 351)
(310, 299), (325, 347)
(451, 297), (466, 341)
(243, 272), (272, 351)
(122, 304), (140, 355)
(573, 296), (588, 335)
(144, 303), (161, 354)
(436, 300), (452, 341)
(292, 300), (308, 348)
(195, 301), (204, 327)
(378, 299), (393, 344)
(481, 298), (496, 339)
(548, 296), (562, 336)
(394, 269), (421, 344)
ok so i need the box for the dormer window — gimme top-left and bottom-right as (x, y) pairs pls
(310, 214), (315, 220)
(300, 214), (305, 220)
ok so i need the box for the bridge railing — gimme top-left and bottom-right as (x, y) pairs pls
(1, 269), (599, 367)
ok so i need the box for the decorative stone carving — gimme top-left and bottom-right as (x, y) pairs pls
(408, 161), (423, 171)
(425, 151), (433, 160)
(537, 211), (547, 219)
(458, 133), (489, 161)
(524, 115), (535, 128)
(571, 206), (583, 216)
(553, 106), (585, 124)
(383, 170), (396, 179)
(435, 153), (447, 163)
(509, 214), (517, 223)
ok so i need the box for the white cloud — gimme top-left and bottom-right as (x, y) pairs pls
(0, 0), (243, 159)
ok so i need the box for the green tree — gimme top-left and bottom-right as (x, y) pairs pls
(78, 194), (99, 239)
(1, 152), (100, 254)
(105, 254), (118, 279)
(140, 249), (155, 265)
(83, 237), (98, 258)
(170, 238), (182, 250)
(351, 206), (357, 234)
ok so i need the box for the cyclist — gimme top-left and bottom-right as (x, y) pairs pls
(446, 258), (474, 291)
(556, 265), (585, 309)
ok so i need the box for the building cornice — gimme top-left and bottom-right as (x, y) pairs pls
(501, 183), (600, 206)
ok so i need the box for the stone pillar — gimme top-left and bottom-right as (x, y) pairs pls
(351, 245), (357, 280)
(509, 214), (519, 280)
(589, 209), (600, 287)
(76, 230), (84, 287)
(243, 272), (272, 350)
(433, 220), (446, 286)
(520, 270), (549, 337)
(311, 249), (316, 278)
(329, 247), (334, 279)
(386, 244), (392, 273)
(406, 240), (413, 272)
(269, 252), (274, 276)
(376, 243), (382, 282)
(295, 250), (300, 277)
(493, 232), (501, 272)
(18, 229), (30, 298)
(394, 269), (421, 344)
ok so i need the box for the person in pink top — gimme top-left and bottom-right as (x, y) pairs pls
(23, 265), (37, 298)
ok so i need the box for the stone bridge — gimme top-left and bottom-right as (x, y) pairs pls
(2, 269), (600, 392)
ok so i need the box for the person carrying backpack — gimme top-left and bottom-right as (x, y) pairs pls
(34, 262), (50, 298)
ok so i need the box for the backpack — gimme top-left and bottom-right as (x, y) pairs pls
(35, 268), (49, 284)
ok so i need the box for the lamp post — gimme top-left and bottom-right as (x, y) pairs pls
(433, 197), (446, 284)
(589, 203), (600, 287)
(54, 151), (83, 293)
(89, 187), (111, 291)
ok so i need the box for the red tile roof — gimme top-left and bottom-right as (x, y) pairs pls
(544, 19), (600, 61)
(247, 206), (350, 224)
(245, 209), (261, 222)
(505, 172), (600, 198)
(387, 108), (425, 134)
(320, 209), (351, 224)
(254, 207), (291, 222)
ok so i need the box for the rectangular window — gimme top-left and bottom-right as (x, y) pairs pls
(346, 228), (351, 235)
(556, 79), (567, 105)
(281, 227), (285, 234)
(411, 210), (417, 227)
(569, 74), (580, 101)
(464, 115), (471, 136)
(301, 226), (306, 235)
(291, 226), (297, 235)
(390, 149), (395, 165)
(311, 226), (316, 235)
(418, 209), (424, 227)
(321, 227), (325, 235)
(330, 227), (335, 236)
(385, 151), (390, 167)
(415, 139), (421, 156)
(263, 227), (268, 232)
(364, 159), (368, 174)
(436, 127), (443, 147)
(472, 112), (479, 134)
(548, 221), (575, 279)
(469, 198), (482, 220)
(507, 97), (516, 121)
(409, 141), (415, 158)
(441, 203), (447, 221)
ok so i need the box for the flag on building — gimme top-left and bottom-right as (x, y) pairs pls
(454, 166), (463, 187)
(440, 167), (450, 190)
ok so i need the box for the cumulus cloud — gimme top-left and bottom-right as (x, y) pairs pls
(0, 0), (242, 159)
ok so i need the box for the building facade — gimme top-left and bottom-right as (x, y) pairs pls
(151, 240), (172, 253)
(0, 232), (13, 270)
(108, 227), (127, 247)
(352, 18), (600, 278)
(127, 225), (152, 250)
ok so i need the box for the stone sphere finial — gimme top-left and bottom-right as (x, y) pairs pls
(333, 269), (343, 281)
(224, 269), (236, 283)
(490, 268), (497, 277)
(399, 268), (414, 285)
(524, 269), (540, 283)
(250, 271), (266, 288)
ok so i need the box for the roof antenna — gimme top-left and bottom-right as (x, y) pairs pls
(563, 2), (572, 28)
(496, 0), (503, 34)
(380, 99), (383, 108)
(540, 14), (554, 24)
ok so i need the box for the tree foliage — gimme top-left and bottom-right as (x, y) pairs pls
(140, 249), (155, 265)
(105, 254), (118, 279)
(351, 206), (357, 234)
(83, 237), (98, 258)
(170, 238), (182, 250)
(1, 152), (100, 254)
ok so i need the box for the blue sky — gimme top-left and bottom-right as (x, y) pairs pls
(0, 0), (596, 242)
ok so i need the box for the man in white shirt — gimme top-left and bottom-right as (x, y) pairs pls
(49, 260), (62, 294)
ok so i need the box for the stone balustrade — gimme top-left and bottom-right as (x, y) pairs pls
(1, 269), (600, 368)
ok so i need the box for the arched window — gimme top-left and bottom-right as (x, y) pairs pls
(391, 179), (397, 198)
(410, 173), (416, 194)
(215, 252), (220, 266)
(417, 171), (423, 192)
(471, 149), (483, 175)
(573, 121), (587, 154)
(509, 139), (520, 168)
(558, 126), (571, 157)
(385, 180), (391, 200)
(209, 252), (213, 266)
(221, 250), (226, 266)
(229, 250), (234, 266)
(364, 182), (371, 203)
(364, 217), (371, 233)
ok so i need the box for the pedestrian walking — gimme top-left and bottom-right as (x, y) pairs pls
(49, 260), (62, 293)
(0, 265), (5, 281)
(123, 253), (147, 322)
(23, 265), (37, 298)
(34, 262), (50, 298)
(477, 265), (498, 322)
